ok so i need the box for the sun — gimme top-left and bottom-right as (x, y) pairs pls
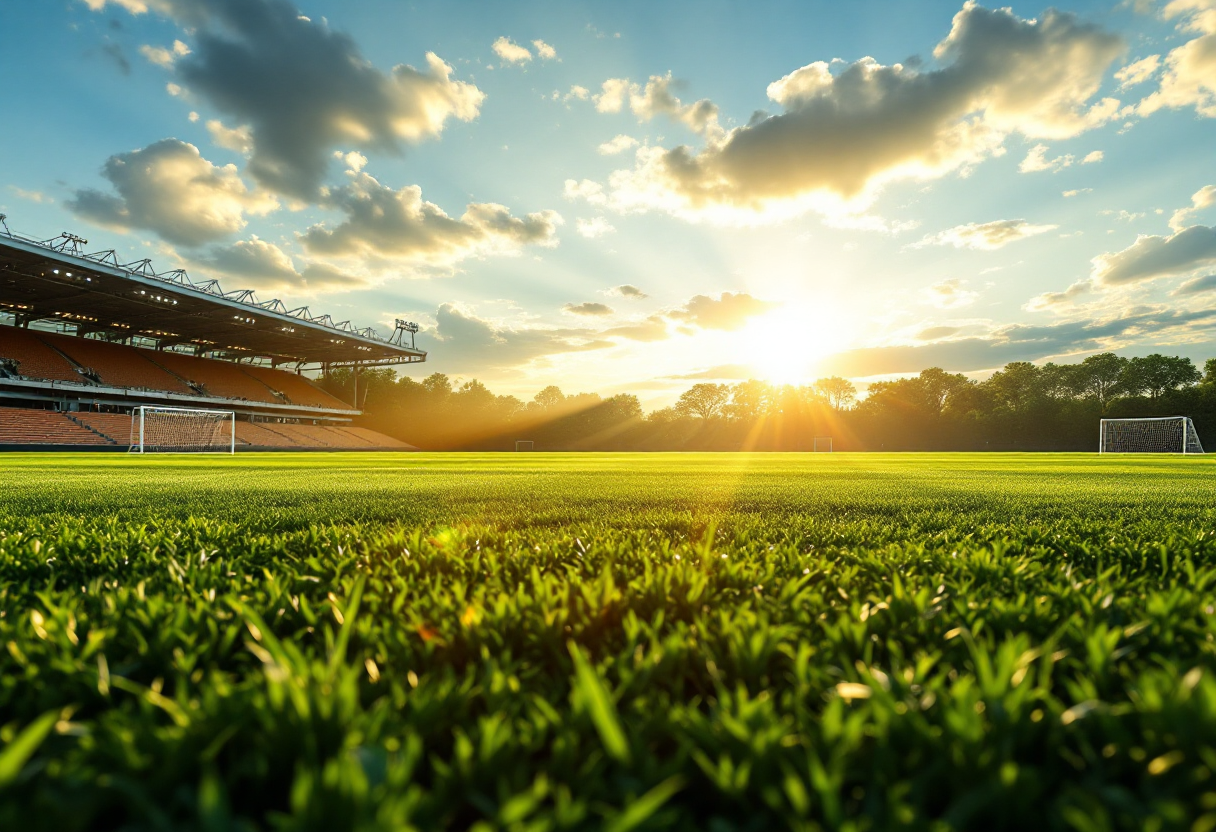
(738, 305), (846, 385)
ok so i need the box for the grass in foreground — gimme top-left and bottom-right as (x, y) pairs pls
(2, 452), (1216, 831)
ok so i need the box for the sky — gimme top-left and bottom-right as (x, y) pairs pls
(2, 0), (1216, 406)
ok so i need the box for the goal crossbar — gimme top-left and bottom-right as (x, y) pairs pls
(1099, 416), (1204, 454)
(129, 405), (235, 454)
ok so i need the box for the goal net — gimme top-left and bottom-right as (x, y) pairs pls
(515, 440), (534, 451)
(129, 406), (235, 454)
(813, 436), (833, 452)
(1100, 417), (1204, 454)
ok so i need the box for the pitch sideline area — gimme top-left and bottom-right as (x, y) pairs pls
(3, 452), (1216, 828)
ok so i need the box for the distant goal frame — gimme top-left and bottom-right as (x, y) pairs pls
(515, 440), (535, 452)
(1099, 416), (1204, 455)
(129, 405), (236, 454)
(813, 436), (833, 453)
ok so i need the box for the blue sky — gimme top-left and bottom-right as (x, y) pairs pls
(3, 0), (1216, 405)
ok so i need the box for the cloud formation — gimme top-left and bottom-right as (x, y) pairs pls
(1025, 279), (1092, 310)
(667, 292), (777, 330)
(1169, 184), (1216, 232)
(917, 219), (1058, 250)
(493, 37), (532, 64)
(430, 303), (608, 371)
(607, 284), (648, 299)
(924, 278), (978, 308)
(598, 134), (639, 155)
(821, 308), (1216, 377)
(300, 170), (560, 271)
(67, 138), (277, 246)
(107, 0), (484, 200)
(563, 302), (615, 316)
(191, 236), (362, 293)
(1137, 0), (1216, 118)
(598, 3), (1123, 222)
(576, 217), (615, 238)
(1092, 224), (1216, 285)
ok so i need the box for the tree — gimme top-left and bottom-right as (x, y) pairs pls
(727, 379), (773, 420)
(1073, 353), (1126, 407)
(1204, 358), (1216, 387)
(981, 362), (1043, 412)
(533, 385), (566, 410)
(813, 376), (857, 411)
(1122, 354), (1201, 399)
(916, 368), (970, 414)
(675, 383), (730, 419)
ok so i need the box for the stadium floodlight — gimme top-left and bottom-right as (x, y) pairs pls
(129, 406), (235, 454)
(813, 436), (833, 453)
(515, 440), (534, 452)
(1099, 417), (1204, 454)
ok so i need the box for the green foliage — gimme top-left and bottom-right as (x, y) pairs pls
(3, 451), (1216, 830)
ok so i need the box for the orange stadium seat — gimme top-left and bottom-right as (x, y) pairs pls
(44, 334), (195, 395)
(0, 326), (86, 383)
(70, 412), (136, 444)
(238, 365), (350, 409)
(0, 408), (112, 445)
(149, 351), (280, 403)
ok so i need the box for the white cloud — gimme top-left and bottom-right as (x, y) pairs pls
(299, 170), (561, 272)
(924, 278), (978, 308)
(1138, 0), (1216, 117)
(113, 0), (484, 200)
(598, 134), (639, 155)
(1169, 184), (1216, 231)
(576, 217), (616, 238)
(67, 138), (278, 246)
(1019, 144), (1074, 173)
(333, 150), (368, 173)
(7, 186), (52, 204)
(564, 178), (607, 206)
(1115, 55), (1161, 88)
(1063, 188), (1093, 197)
(606, 284), (648, 299)
(493, 37), (532, 64)
(592, 4), (1124, 224)
(1081, 150), (1104, 164)
(594, 78), (632, 113)
(667, 292), (778, 330)
(628, 74), (722, 139)
(138, 39), (190, 68)
(532, 39), (557, 60)
(1025, 279), (1092, 310)
(1092, 224), (1216, 285)
(563, 302), (614, 316)
(564, 85), (590, 102)
(917, 219), (1058, 250)
(206, 119), (253, 155)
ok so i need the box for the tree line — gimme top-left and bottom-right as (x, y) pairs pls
(319, 353), (1216, 451)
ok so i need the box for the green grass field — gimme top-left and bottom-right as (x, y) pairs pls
(3, 452), (1216, 831)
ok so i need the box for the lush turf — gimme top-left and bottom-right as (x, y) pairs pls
(3, 452), (1216, 831)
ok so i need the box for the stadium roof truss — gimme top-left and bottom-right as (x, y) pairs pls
(0, 218), (426, 368)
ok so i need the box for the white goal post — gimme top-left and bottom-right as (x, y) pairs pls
(1099, 416), (1204, 454)
(129, 405), (235, 454)
(515, 440), (534, 451)
(813, 436), (833, 452)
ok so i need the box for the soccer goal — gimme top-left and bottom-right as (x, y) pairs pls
(1099, 417), (1204, 454)
(515, 440), (534, 451)
(813, 436), (833, 452)
(129, 406), (235, 454)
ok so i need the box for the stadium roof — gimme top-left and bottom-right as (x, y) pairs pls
(0, 219), (426, 367)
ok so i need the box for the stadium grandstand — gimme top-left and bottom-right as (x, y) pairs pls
(0, 216), (423, 450)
